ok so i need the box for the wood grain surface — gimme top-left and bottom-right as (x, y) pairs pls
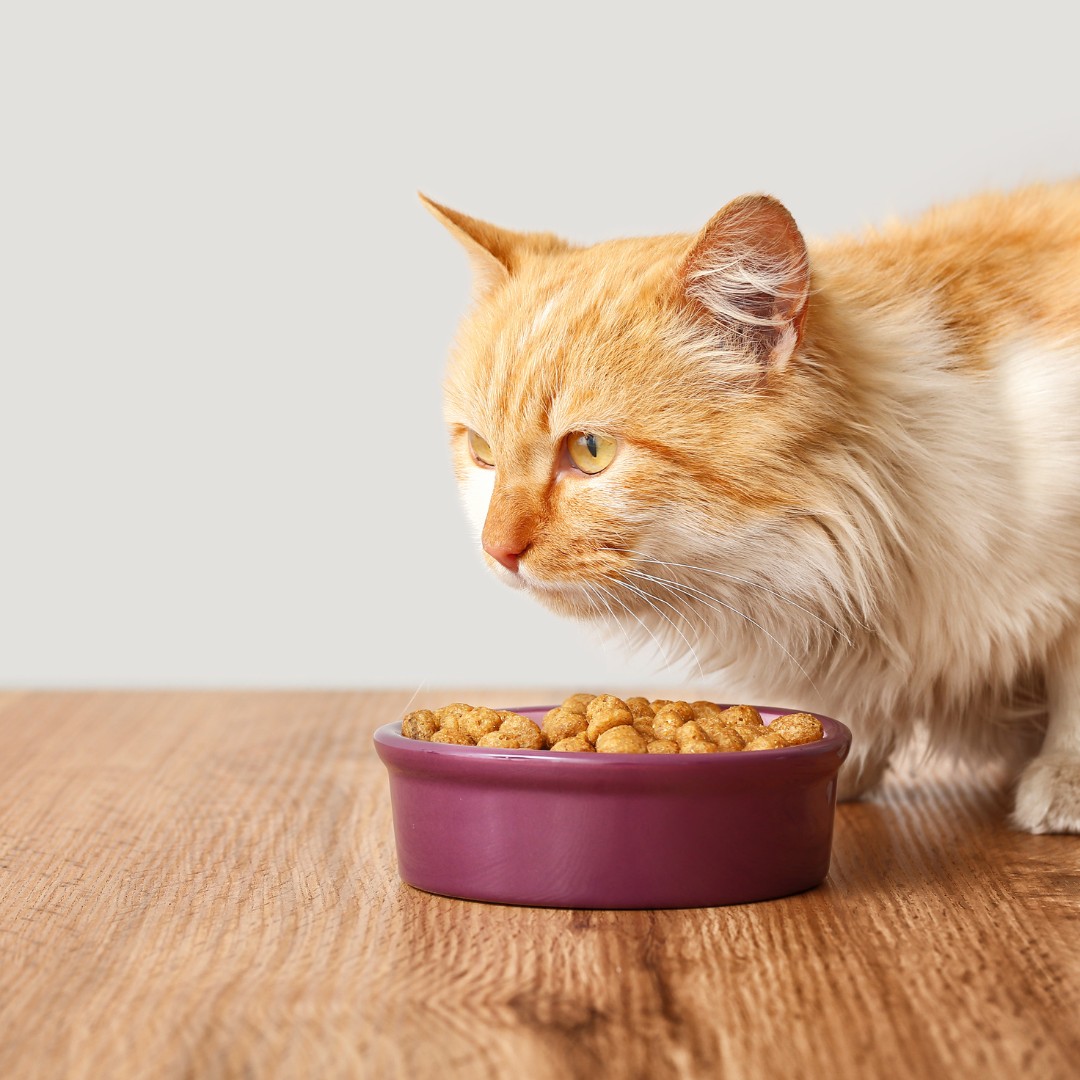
(0, 690), (1077, 1080)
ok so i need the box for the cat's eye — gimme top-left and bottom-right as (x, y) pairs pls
(567, 432), (617, 475)
(468, 429), (495, 467)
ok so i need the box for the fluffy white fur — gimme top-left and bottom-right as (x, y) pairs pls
(625, 316), (1080, 828)
(688, 325), (1080, 805)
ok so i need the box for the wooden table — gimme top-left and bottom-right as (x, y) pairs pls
(1, 691), (1077, 1079)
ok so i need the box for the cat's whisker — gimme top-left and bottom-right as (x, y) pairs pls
(617, 546), (854, 643)
(591, 579), (666, 663)
(591, 578), (682, 676)
(580, 581), (611, 626)
(578, 582), (601, 620)
(604, 574), (706, 682)
(623, 566), (824, 697)
(398, 679), (429, 717)
(590, 581), (647, 652)
(617, 566), (723, 638)
(584, 581), (646, 664)
(606, 546), (856, 646)
(581, 581), (635, 653)
(619, 567), (745, 667)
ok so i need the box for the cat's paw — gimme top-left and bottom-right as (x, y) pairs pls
(1011, 753), (1080, 834)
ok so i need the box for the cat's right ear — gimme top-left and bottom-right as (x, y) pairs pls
(678, 195), (811, 372)
(419, 194), (521, 300)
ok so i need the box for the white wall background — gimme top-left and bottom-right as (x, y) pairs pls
(1, 2), (1077, 688)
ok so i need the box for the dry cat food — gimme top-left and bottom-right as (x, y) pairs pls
(400, 695), (824, 754)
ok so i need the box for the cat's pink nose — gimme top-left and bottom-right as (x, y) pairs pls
(483, 539), (525, 573)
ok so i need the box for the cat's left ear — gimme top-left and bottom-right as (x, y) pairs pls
(679, 195), (810, 371)
(420, 194), (516, 298)
(420, 194), (551, 302)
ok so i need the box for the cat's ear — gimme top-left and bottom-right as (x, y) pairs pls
(679, 195), (810, 371)
(419, 194), (524, 299)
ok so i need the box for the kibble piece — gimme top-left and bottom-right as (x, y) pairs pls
(551, 734), (595, 752)
(769, 712), (824, 746)
(735, 722), (768, 744)
(435, 702), (471, 722)
(496, 710), (536, 732)
(401, 709), (438, 741)
(586, 695), (634, 744)
(652, 704), (689, 742)
(709, 727), (747, 752)
(691, 700), (725, 722)
(745, 730), (787, 751)
(664, 701), (697, 723)
(718, 704), (764, 727)
(565, 692), (596, 707)
(460, 707), (503, 742)
(586, 694), (632, 721)
(562, 693), (595, 714)
(626, 697), (656, 719)
(476, 730), (524, 749)
(438, 712), (473, 738)
(497, 714), (544, 750)
(681, 739), (720, 754)
(431, 728), (474, 746)
(651, 699), (672, 710)
(647, 739), (679, 754)
(716, 705), (767, 743)
(696, 713), (750, 750)
(542, 707), (589, 748)
(632, 717), (657, 742)
(675, 720), (711, 747)
(694, 714), (725, 743)
(594, 725), (648, 754)
(434, 704), (474, 734)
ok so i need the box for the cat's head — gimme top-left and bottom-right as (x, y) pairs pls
(425, 193), (848, 664)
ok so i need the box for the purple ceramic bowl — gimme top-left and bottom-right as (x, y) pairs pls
(374, 706), (851, 909)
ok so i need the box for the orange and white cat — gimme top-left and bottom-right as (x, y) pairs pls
(423, 182), (1080, 834)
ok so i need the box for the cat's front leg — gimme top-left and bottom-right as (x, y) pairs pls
(1012, 625), (1080, 834)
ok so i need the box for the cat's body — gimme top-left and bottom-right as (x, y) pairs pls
(425, 181), (1080, 833)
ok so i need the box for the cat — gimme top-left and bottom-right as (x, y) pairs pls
(422, 181), (1080, 834)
